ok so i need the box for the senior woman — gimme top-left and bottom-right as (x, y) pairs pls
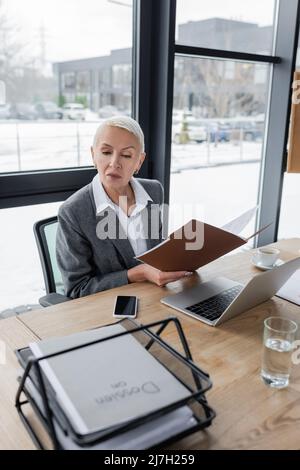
(56, 116), (190, 298)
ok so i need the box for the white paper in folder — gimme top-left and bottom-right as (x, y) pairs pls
(276, 269), (300, 306)
(221, 206), (258, 236)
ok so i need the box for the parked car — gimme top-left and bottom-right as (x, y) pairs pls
(98, 105), (119, 118)
(172, 120), (189, 144)
(172, 117), (207, 144)
(226, 119), (263, 141)
(188, 120), (207, 143)
(210, 122), (231, 142)
(0, 104), (11, 119)
(9, 103), (38, 120)
(195, 120), (231, 143)
(62, 103), (86, 120)
(34, 101), (63, 119)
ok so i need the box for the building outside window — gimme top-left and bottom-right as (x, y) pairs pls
(77, 71), (90, 92)
(99, 68), (111, 88)
(62, 72), (76, 91)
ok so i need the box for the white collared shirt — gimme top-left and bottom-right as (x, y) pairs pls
(92, 175), (153, 256)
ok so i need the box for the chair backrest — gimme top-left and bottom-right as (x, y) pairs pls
(33, 216), (65, 295)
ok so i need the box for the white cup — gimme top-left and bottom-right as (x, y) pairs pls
(253, 247), (280, 267)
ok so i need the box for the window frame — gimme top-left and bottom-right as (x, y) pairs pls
(135, 0), (299, 245)
(1, 0), (299, 249)
(0, 167), (96, 209)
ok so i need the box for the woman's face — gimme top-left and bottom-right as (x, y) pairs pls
(91, 125), (145, 191)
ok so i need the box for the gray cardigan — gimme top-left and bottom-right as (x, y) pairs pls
(56, 178), (164, 298)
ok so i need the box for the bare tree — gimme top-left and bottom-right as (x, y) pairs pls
(0, 1), (56, 104)
(174, 56), (265, 118)
(0, 1), (24, 96)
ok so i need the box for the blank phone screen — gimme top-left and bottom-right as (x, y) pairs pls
(114, 296), (137, 317)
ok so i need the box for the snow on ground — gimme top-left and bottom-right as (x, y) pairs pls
(0, 120), (102, 171)
(0, 121), (260, 172)
(0, 121), (299, 313)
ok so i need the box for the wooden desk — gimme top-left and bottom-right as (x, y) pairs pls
(3, 239), (300, 449)
(0, 318), (51, 449)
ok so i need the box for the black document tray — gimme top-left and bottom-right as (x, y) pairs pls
(15, 316), (216, 450)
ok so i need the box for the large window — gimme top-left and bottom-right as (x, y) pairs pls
(0, 0), (134, 314)
(169, 2), (277, 238)
(0, 202), (61, 314)
(0, 0), (299, 315)
(170, 56), (270, 235)
(0, 0), (133, 173)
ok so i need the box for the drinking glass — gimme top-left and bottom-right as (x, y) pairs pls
(261, 316), (298, 389)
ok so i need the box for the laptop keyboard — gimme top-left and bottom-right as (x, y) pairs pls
(186, 285), (243, 322)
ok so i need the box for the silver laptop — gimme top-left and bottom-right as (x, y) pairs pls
(161, 257), (300, 326)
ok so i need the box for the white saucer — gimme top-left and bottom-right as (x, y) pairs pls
(251, 258), (285, 271)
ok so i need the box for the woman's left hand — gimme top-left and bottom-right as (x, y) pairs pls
(127, 264), (193, 286)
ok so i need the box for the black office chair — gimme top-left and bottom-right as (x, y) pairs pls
(34, 216), (71, 307)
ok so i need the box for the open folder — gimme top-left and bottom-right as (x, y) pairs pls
(136, 208), (271, 272)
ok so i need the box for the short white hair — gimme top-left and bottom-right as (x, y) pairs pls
(93, 115), (145, 152)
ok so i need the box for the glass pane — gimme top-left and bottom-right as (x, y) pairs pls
(176, 0), (276, 55)
(169, 56), (271, 241)
(44, 222), (64, 295)
(279, 33), (300, 238)
(278, 174), (300, 239)
(0, 0), (133, 173)
(0, 202), (61, 315)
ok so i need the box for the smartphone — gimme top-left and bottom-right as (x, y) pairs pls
(113, 296), (138, 319)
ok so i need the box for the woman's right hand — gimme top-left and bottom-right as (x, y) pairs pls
(127, 264), (193, 287)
